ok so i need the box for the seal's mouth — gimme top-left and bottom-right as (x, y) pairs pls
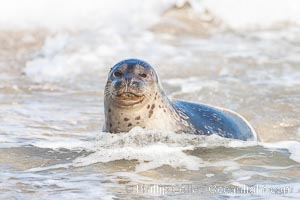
(114, 92), (145, 107)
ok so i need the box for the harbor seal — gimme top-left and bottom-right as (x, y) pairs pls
(104, 59), (257, 141)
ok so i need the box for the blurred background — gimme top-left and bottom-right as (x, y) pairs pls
(0, 0), (300, 199)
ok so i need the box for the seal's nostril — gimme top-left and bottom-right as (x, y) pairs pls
(114, 81), (126, 90)
(131, 81), (139, 89)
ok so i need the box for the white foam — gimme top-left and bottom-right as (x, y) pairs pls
(1, 0), (176, 82)
(205, 173), (215, 177)
(260, 141), (300, 163)
(201, 0), (300, 30)
(31, 139), (95, 151)
(0, 0), (176, 30)
(210, 160), (241, 172)
(27, 128), (241, 171)
(1, 0), (300, 31)
(71, 133), (253, 172)
(164, 77), (220, 94)
(74, 143), (202, 172)
(24, 33), (88, 82)
(27, 128), (300, 173)
(24, 30), (176, 82)
(73, 128), (205, 171)
(72, 137), (299, 172)
(14, 0), (300, 83)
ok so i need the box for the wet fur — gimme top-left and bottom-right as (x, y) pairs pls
(104, 59), (257, 141)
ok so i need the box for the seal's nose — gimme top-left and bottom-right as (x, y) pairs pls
(113, 74), (145, 95)
(130, 81), (140, 90)
(123, 77), (140, 90)
(114, 80), (126, 89)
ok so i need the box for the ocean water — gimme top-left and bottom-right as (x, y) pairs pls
(0, 0), (300, 199)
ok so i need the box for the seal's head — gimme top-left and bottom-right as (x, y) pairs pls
(105, 59), (160, 109)
(104, 59), (185, 133)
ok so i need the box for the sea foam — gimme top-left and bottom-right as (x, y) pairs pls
(28, 128), (300, 172)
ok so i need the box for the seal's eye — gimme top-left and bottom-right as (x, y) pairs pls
(113, 71), (122, 77)
(139, 73), (147, 78)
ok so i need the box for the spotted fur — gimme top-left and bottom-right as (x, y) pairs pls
(103, 59), (257, 141)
